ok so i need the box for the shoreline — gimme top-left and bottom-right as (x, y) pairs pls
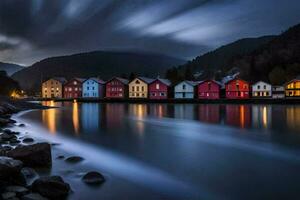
(26, 97), (300, 104)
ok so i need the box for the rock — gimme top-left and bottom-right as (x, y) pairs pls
(0, 156), (25, 186)
(2, 191), (16, 199)
(7, 143), (52, 168)
(82, 171), (105, 185)
(0, 133), (17, 142)
(19, 124), (25, 127)
(21, 168), (37, 179)
(31, 176), (70, 199)
(22, 138), (34, 144)
(21, 193), (48, 200)
(65, 156), (84, 163)
(0, 119), (16, 127)
(5, 186), (28, 195)
(10, 139), (21, 145)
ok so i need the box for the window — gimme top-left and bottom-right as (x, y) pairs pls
(74, 81), (77, 85)
(156, 84), (159, 90)
(183, 85), (186, 90)
(75, 88), (78, 91)
(132, 86), (135, 91)
(137, 87), (139, 92)
(87, 87), (89, 90)
(142, 86), (144, 91)
(69, 88), (72, 91)
(257, 85), (260, 89)
(160, 93), (165, 96)
(263, 85), (266, 89)
(135, 80), (140, 84)
(152, 93), (156, 96)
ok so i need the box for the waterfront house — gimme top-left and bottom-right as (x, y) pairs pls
(174, 81), (198, 99)
(82, 78), (105, 98)
(149, 78), (171, 99)
(105, 77), (129, 98)
(42, 77), (67, 98)
(272, 86), (285, 99)
(128, 77), (154, 98)
(225, 78), (250, 99)
(197, 80), (222, 99)
(252, 81), (272, 98)
(285, 79), (300, 97)
(64, 78), (85, 98)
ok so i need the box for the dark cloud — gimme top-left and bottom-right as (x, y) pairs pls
(0, 0), (300, 65)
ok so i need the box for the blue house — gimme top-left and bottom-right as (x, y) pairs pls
(174, 81), (198, 99)
(82, 78), (105, 98)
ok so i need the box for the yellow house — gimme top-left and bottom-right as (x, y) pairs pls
(285, 79), (300, 97)
(128, 77), (154, 98)
(42, 77), (67, 98)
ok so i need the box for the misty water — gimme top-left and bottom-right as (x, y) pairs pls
(14, 102), (300, 199)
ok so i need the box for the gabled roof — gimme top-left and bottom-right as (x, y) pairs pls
(153, 78), (171, 86)
(252, 81), (272, 86)
(106, 77), (129, 85)
(67, 78), (86, 84)
(129, 77), (155, 84)
(225, 78), (248, 85)
(176, 80), (199, 87)
(284, 78), (300, 86)
(199, 80), (223, 86)
(48, 77), (67, 84)
(84, 77), (105, 84)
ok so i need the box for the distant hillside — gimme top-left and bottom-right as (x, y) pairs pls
(228, 23), (300, 84)
(0, 62), (24, 76)
(12, 51), (185, 92)
(175, 35), (276, 79)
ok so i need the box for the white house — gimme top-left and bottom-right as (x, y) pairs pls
(82, 78), (105, 98)
(174, 81), (198, 99)
(252, 81), (272, 98)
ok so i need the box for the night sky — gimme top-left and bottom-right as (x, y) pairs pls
(1, 0), (300, 66)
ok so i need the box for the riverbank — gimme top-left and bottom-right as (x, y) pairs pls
(0, 99), (107, 199)
(26, 97), (300, 104)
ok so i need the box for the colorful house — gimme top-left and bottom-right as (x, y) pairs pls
(128, 77), (154, 98)
(252, 81), (272, 98)
(272, 86), (285, 99)
(82, 78), (105, 98)
(105, 77), (129, 98)
(197, 80), (222, 99)
(225, 78), (250, 99)
(285, 79), (300, 97)
(42, 77), (66, 98)
(174, 81), (198, 99)
(64, 78), (85, 98)
(149, 78), (171, 99)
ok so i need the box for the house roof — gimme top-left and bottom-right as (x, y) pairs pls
(129, 77), (155, 84)
(66, 78), (86, 84)
(154, 78), (172, 86)
(252, 81), (271, 86)
(107, 77), (129, 85)
(199, 80), (223, 86)
(284, 78), (300, 86)
(84, 77), (105, 84)
(176, 80), (199, 87)
(49, 77), (67, 84)
(225, 78), (248, 85)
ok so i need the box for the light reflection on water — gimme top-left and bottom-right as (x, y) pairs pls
(19, 102), (300, 199)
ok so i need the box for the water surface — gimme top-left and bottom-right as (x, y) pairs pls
(17, 102), (300, 199)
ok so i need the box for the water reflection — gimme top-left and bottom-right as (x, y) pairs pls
(39, 102), (300, 135)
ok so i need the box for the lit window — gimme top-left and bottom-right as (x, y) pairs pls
(74, 81), (77, 85)
(156, 84), (159, 90)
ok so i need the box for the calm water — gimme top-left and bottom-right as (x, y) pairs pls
(17, 102), (300, 199)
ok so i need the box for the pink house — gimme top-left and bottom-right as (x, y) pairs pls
(198, 80), (222, 99)
(149, 78), (171, 99)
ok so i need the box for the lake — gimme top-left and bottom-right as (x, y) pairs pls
(15, 102), (300, 199)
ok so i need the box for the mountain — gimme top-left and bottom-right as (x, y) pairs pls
(12, 51), (185, 92)
(0, 62), (24, 76)
(227, 23), (300, 85)
(174, 35), (276, 79)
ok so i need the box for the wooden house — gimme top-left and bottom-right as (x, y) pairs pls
(225, 78), (250, 99)
(285, 79), (300, 97)
(42, 77), (67, 98)
(105, 77), (129, 98)
(82, 78), (105, 98)
(149, 78), (171, 99)
(64, 78), (85, 98)
(174, 81), (197, 99)
(197, 80), (222, 99)
(252, 81), (272, 98)
(128, 77), (154, 98)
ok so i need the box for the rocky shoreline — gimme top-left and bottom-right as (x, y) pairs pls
(0, 100), (105, 200)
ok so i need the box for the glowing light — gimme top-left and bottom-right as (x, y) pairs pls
(42, 101), (56, 134)
(240, 105), (245, 128)
(262, 106), (268, 128)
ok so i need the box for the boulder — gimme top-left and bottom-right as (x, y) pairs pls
(21, 193), (48, 200)
(5, 185), (28, 195)
(82, 171), (105, 185)
(22, 138), (34, 144)
(21, 168), (37, 179)
(19, 124), (26, 127)
(7, 143), (51, 168)
(0, 156), (25, 186)
(31, 176), (70, 199)
(0, 133), (17, 142)
(65, 156), (84, 163)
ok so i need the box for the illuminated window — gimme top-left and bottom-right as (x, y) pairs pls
(156, 84), (159, 90)
(74, 81), (77, 85)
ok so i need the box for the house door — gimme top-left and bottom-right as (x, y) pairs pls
(183, 93), (186, 98)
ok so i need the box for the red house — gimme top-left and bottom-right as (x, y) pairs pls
(198, 80), (222, 99)
(225, 78), (250, 99)
(149, 78), (171, 99)
(105, 77), (129, 98)
(64, 78), (85, 98)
